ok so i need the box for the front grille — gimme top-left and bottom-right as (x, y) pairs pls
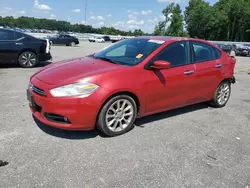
(29, 83), (46, 96)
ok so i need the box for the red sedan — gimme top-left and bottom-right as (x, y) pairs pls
(27, 36), (236, 136)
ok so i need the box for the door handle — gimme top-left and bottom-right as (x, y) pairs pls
(15, 42), (23, 45)
(215, 64), (222, 68)
(184, 70), (194, 75)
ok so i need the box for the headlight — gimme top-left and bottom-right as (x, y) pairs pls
(50, 82), (99, 97)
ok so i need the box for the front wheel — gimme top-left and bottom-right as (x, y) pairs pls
(96, 95), (137, 137)
(209, 81), (231, 108)
(18, 51), (38, 68)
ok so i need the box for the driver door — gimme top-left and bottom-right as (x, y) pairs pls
(144, 41), (198, 114)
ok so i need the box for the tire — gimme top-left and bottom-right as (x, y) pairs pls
(18, 51), (38, 68)
(70, 42), (76, 47)
(209, 81), (231, 108)
(96, 95), (137, 137)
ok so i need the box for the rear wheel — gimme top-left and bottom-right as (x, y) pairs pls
(96, 95), (137, 137)
(70, 42), (76, 47)
(209, 81), (231, 108)
(18, 51), (38, 68)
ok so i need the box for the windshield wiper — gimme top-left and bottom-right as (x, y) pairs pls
(94, 56), (118, 64)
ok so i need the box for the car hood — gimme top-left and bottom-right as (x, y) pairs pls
(35, 57), (125, 85)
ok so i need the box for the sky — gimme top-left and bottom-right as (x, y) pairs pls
(0, 0), (218, 33)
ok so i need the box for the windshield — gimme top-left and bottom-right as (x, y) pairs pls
(93, 38), (165, 66)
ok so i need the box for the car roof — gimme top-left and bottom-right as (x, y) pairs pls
(136, 35), (212, 44)
(0, 28), (39, 39)
(0, 28), (16, 32)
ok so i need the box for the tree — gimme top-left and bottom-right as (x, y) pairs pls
(153, 21), (166, 35)
(154, 3), (188, 37)
(133, 29), (144, 36)
(184, 0), (213, 40)
(0, 16), (148, 36)
(184, 0), (250, 41)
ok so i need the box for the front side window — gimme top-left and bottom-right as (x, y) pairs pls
(0, 30), (14, 40)
(93, 38), (165, 66)
(150, 41), (190, 67)
(192, 41), (221, 62)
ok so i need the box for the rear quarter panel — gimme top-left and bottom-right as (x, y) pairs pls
(21, 37), (43, 54)
(221, 52), (236, 79)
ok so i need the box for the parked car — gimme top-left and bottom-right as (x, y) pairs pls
(89, 36), (105, 43)
(213, 43), (238, 56)
(27, 36), (236, 136)
(95, 37), (105, 43)
(242, 44), (250, 56)
(49, 34), (79, 46)
(0, 28), (52, 68)
(102, 36), (111, 42)
(88, 36), (96, 42)
(111, 37), (124, 43)
(235, 44), (250, 56)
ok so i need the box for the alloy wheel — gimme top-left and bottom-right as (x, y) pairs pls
(21, 52), (37, 67)
(217, 83), (230, 105)
(105, 99), (134, 132)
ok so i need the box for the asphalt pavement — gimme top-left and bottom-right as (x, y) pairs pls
(0, 41), (250, 188)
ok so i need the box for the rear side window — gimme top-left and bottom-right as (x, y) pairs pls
(0, 30), (14, 40)
(192, 41), (221, 63)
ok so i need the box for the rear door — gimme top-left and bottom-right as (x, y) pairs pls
(190, 40), (224, 101)
(53, 35), (61, 44)
(60, 35), (68, 44)
(0, 30), (17, 63)
(65, 35), (73, 44)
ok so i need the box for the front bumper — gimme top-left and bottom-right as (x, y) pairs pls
(27, 77), (107, 130)
(38, 52), (52, 61)
(230, 76), (236, 84)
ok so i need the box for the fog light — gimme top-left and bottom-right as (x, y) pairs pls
(44, 113), (71, 124)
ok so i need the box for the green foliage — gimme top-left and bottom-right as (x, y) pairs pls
(0, 16), (144, 36)
(184, 0), (250, 41)
(154, 3), (189, 37)
(155, 0), (250, 41)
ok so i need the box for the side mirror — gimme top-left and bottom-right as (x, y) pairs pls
(151, 60), (171, 70)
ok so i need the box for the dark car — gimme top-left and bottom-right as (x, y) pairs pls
(102, 36), (111, 41)
(237, 44), (250, 56)
(0, 28), (52, 68)
(213, 43), (239, 56)
(49, 34), (79, 46)
(111, 38), (124, 43)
